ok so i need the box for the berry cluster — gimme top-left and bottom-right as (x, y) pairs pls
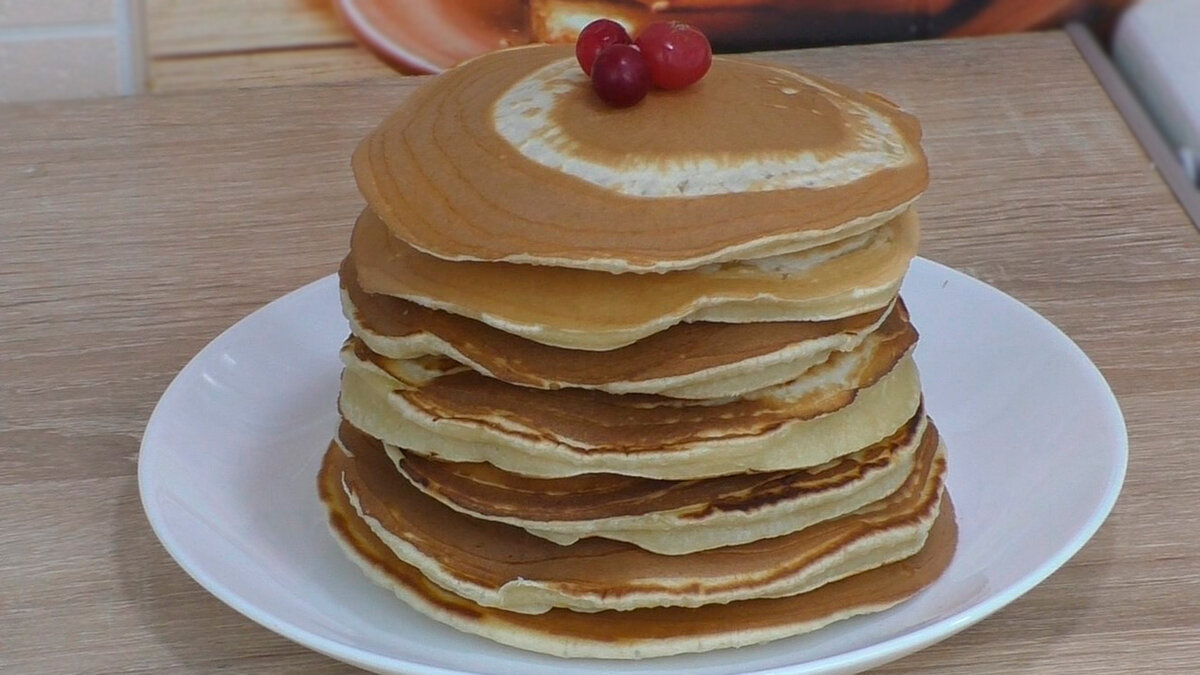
(575, 19), (713, 108)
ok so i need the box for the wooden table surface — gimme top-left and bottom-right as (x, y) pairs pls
(4, 31), (1199, 674)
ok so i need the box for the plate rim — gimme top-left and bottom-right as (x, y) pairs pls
(138, 257), (1128, 675)
(334, 0), (463, 74)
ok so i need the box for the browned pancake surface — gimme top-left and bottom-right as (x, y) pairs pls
(335, 420), (943, 599)
(394, 410), (923, 523)
(320, 443), (957, 647)
(353, 46), (927, 270)
(358, 301), (915, 452)
(342, 255), (891, 388)
(349, 207), (918, 350)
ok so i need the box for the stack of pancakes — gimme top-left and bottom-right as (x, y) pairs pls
(321, 45), (956, 658)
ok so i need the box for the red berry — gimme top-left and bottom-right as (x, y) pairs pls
(635, 22), (712, 90)
(575, 19), (632, 76)
(590, 44), (651, 108)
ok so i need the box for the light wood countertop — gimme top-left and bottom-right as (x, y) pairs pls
(3, 32), (1199, 673)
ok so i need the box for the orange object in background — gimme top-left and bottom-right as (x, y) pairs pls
(337, 0), (1133, 73)
(949, 0), (1131, 37)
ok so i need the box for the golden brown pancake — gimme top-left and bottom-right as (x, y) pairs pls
(322, 441), (957, 658)
(353, 45), (927, 272)
(332, 419), (946, 613)
(338, 303), (920, 478)
(324, 38), (950, 661)
(341, 256), (897, 398)
(387, 410), (928, 554)
(350, 207), (919, 350)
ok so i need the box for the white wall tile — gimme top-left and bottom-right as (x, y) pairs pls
(0, 35), (121, 101)
(0, 0), (115, 27)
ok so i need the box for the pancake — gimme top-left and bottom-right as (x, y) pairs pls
(337, 305), (920, 479)
(332, 419), (947, 614)
(324, 37), (952, 660)
(350, 207), (919, 351)
(323, 440), (957, 658)
(340, 359), (922, 480)
(342, 256), (896, 398)
(353, 45), (927, 272)
(387, 410), (928, 554)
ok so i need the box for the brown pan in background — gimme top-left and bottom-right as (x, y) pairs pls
(335, 0), (1130, 74)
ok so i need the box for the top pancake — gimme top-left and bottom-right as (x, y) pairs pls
(353, 45), (928, 272)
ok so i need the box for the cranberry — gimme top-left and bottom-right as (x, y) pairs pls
(635, 22), (712, 90)
(575, 19), (632, 76)
(590, 44), (651, 108)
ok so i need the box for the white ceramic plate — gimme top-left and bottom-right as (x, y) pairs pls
(139, 258), (1127, 675)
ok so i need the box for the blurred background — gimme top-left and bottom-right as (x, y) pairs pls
(0, 0), (1194, 186)
(0, 0), (1134, 99)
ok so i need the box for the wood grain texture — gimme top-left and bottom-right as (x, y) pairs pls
(148, 43), (395, 92)
(2, 32), (1199, 673)
(145, 0), (353, 55)
(144, 0), (398, 93)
